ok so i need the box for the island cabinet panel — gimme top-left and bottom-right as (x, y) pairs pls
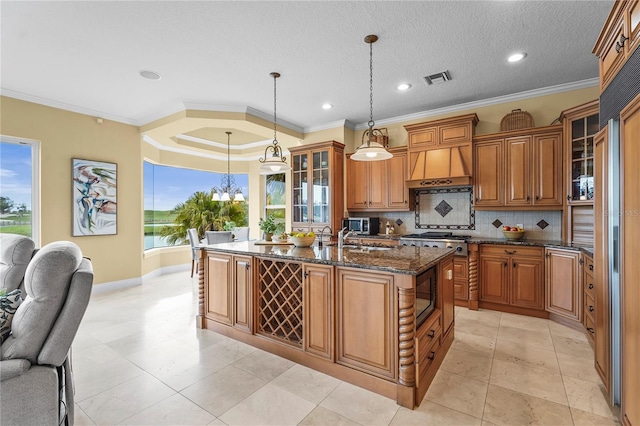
(303, 264), (334, 360)
(205, 252), (233, 325)
(545, 248), (582, 322)
(233, 255), (252, 332)
(479, 256), (509, 305)
(336, 268), (395, 380)
(440, 256), (455, 336)
(453, 256), (469, 304)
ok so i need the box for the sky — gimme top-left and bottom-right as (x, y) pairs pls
(0, 141), (32, 210)
(144, 161), (249, 211)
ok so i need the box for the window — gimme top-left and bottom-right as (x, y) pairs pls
(0, 137), (39, 244)
(144, 161), (248, 250)
(265, 173), (286, 229)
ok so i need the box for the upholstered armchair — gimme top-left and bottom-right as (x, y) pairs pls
(0, 233), (36, 293)
(0, 240), (93, 426)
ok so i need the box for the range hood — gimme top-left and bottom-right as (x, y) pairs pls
(406, 145), (472, 188)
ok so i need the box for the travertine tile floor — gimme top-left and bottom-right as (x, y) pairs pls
(73, 271), (620, 426)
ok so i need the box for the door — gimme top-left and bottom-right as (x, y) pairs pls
(474, 140), (503, 207)
(505, 136), (531, 206)
(346, 158), (368, 209)
(510, 257), (544, 310)
(545, 248), (581, 321)
(205, 252), (233, 325)
(233, 255), (252, 332)
(303, 264), (334, 360)
(479, 255), (509, 305)
(533, 132), (563, 206)
(387, 152), (409, 209)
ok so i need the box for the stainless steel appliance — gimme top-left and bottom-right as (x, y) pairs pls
(341, 217), (380, 236)
(399, 231), (468, 256)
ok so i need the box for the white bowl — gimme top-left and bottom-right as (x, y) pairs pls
(289, 235), (315, 247)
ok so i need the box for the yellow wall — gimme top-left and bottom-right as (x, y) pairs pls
(1, 96), (142, 285)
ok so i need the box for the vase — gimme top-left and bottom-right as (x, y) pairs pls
(265, 233), (273, 242)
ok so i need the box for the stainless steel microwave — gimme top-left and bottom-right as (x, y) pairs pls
(341, 217), (380, 235)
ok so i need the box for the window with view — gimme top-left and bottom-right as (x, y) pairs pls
(265, 173), (286, 232)
(0, 138), (39, 244)
(144, 161), (248, 250)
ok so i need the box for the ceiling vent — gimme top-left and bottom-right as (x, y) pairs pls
(423, 70), (451, 85)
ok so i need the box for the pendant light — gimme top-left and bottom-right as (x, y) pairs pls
(351, 35), (393, 161)
(259, 72), (292, 174)
(213, 131), (245, 202)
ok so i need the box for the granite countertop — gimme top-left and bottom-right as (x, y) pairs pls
(468, 237), (594, 256)
(200, 241), (453, 275)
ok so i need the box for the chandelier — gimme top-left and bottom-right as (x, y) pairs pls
(213, 131), (245, 202)
(351, 34), (393, 161)
(259, 72), (292, 174)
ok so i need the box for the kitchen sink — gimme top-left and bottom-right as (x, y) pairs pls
(348, 246), (392, 252)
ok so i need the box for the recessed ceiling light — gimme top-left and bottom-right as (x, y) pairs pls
(507, 52), (527, 63)
(140, 70), (161, 80)
(322, 103), (333, 110)
(397, 83), (412, 91)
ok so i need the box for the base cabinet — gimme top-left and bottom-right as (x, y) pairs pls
(545, 248), (582, 322)
(453, 256), (469, 304)
(303, 263), (334, 360)
(205, 252), (253, 330)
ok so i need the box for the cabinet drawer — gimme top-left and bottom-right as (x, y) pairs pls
(584, 255), (594, 274)
(585, 291), (596, 319)
(415, 312), (441, 364)
(439, 122), (473, 145)
(416, 336), (442, 388)
(585, 312), (596, 342)
(480, 245), (544, 258)
(584, 273), (596, 300)
(409, 128), (437, 149)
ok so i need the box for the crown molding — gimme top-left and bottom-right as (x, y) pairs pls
(175, 134), (275, 150)
(353, 78), (599, 130)
(303, 119), (357, 133)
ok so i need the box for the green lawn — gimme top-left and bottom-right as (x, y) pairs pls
(0, 225), (32, 236)
(144, 210), (176, 223)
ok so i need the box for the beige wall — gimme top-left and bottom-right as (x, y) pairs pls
(1, 96), (142, 285)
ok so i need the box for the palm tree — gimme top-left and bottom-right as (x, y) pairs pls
(159, 190), (247, 244)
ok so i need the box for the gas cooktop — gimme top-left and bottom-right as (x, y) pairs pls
(401, 232), (470, 240)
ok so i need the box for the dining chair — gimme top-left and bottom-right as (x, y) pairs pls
(187, 228), (200, 277)
(232, 227), (250, 241)
(205, 231), (233, 245)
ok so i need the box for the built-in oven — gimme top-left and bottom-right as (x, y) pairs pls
(415, 266), (437, 328)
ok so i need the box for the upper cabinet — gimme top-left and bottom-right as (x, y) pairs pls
(593, 0), (640, 92)
(289, 140), (344, 235)
(404, 114), (479, 188)
(473, 125), (563, 210)
(346, 147), (410, 212)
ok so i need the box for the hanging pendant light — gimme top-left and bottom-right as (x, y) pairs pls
(259, 72), (292, 174)
(213, 131), (245, 202)
(351, 34), (393, 162)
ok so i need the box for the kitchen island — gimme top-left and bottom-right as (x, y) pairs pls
(196, 242), (455, 409)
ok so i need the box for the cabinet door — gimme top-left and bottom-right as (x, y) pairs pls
(505, 136), (531, 206)
(292, 152), (309, 227)
(303, 264), (334, 360)
(346, 157), (368, 210)
(545, 248), (581, 321)
(533, 132), (563, 206)
(453, 257), (469, 301)
(206, 252), (233, 325)
(479, 255), (509, 305)
(598, 17), (626, 91)
(510, 257), (544, 310)
(440, 256), (455, 335)
(368, 160), (387, 209)
(474, 140), (503, 207)
(233, 255), (252, 332)
(336, 269), (394, 379)
(628, 0), (640, 56)
(409, 128), (437, 149)
(387, 152), (409, 209)
(311, 150), (331, 225)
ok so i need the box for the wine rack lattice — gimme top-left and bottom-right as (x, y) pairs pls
(257, 258), (303, 348)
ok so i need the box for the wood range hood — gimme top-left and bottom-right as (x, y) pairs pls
(405, 145), (472, 188)
(404, 113), (478, 189)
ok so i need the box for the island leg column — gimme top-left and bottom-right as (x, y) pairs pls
(396, 275), (416, 409)
(468, 243), (479, 310)
(196, 248), (206, 328)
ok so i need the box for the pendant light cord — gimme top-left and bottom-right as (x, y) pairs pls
(273, 73), (278, 146)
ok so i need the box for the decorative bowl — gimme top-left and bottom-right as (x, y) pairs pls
(271, 234), (288, 243)
(502, 230), (525, 241)
(289, 235), (316, 247)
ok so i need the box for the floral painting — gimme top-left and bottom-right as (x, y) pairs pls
(72, 158), (117, 236)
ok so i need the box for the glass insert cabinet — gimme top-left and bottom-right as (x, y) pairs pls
(289, 140), (344, 236)
(563, 100), (599, 204)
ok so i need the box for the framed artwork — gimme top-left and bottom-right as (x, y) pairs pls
(72, 158), (117, 236)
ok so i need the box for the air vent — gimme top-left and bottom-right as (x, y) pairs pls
(423, 70), (451, 85)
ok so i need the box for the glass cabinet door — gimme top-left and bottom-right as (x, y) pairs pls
(312, 150), (330, 224)
(570, 113), (598, 202)
(292, 153), (308, 224)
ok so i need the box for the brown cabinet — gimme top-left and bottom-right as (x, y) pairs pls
(453, 256), (469, 304)
(336, 268), (395, 379)
(544, 248), (582, 322)
(346, 147), (410, 212)
(303, 263), (334, 360)
(479, 245), (545, 314)
(290, 141), (344, 235)
(205, 251), (252, 331)
(440, 256), (455, 336)
(473, 126), (563, 210)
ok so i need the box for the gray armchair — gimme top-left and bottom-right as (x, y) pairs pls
(0, 240), (93, 426)
(205, 230), (233, 244)
(0, 233), (36, 293)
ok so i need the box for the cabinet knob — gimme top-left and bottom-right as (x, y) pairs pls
(587, 327), (595, 334)
(545, 252), (551, 258)
(616, 34), (629, 53)
(526, 196), (531, 201)
(427, 329), (436, 338)
(535, 195), (539, 201)
(589, 283), (594, 290)
(504, 250), (516, 255)
(513, 262), (516, 268)
(589, 264), (593, 271)
(427, 351), (436, 361)
(245, 263), (250, 270)
(303, 271), (309, 279)
(589, 305), (595, 312)
(503, 262), (507, 267)
(567, 195), (571, 201)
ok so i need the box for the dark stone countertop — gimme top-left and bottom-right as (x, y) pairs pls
(200, 241), (453, 275)
(467, 237), (594, 256)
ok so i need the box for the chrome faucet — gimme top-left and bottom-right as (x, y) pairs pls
(338, 227), (357, 249)
(318, 226), (332, 248)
